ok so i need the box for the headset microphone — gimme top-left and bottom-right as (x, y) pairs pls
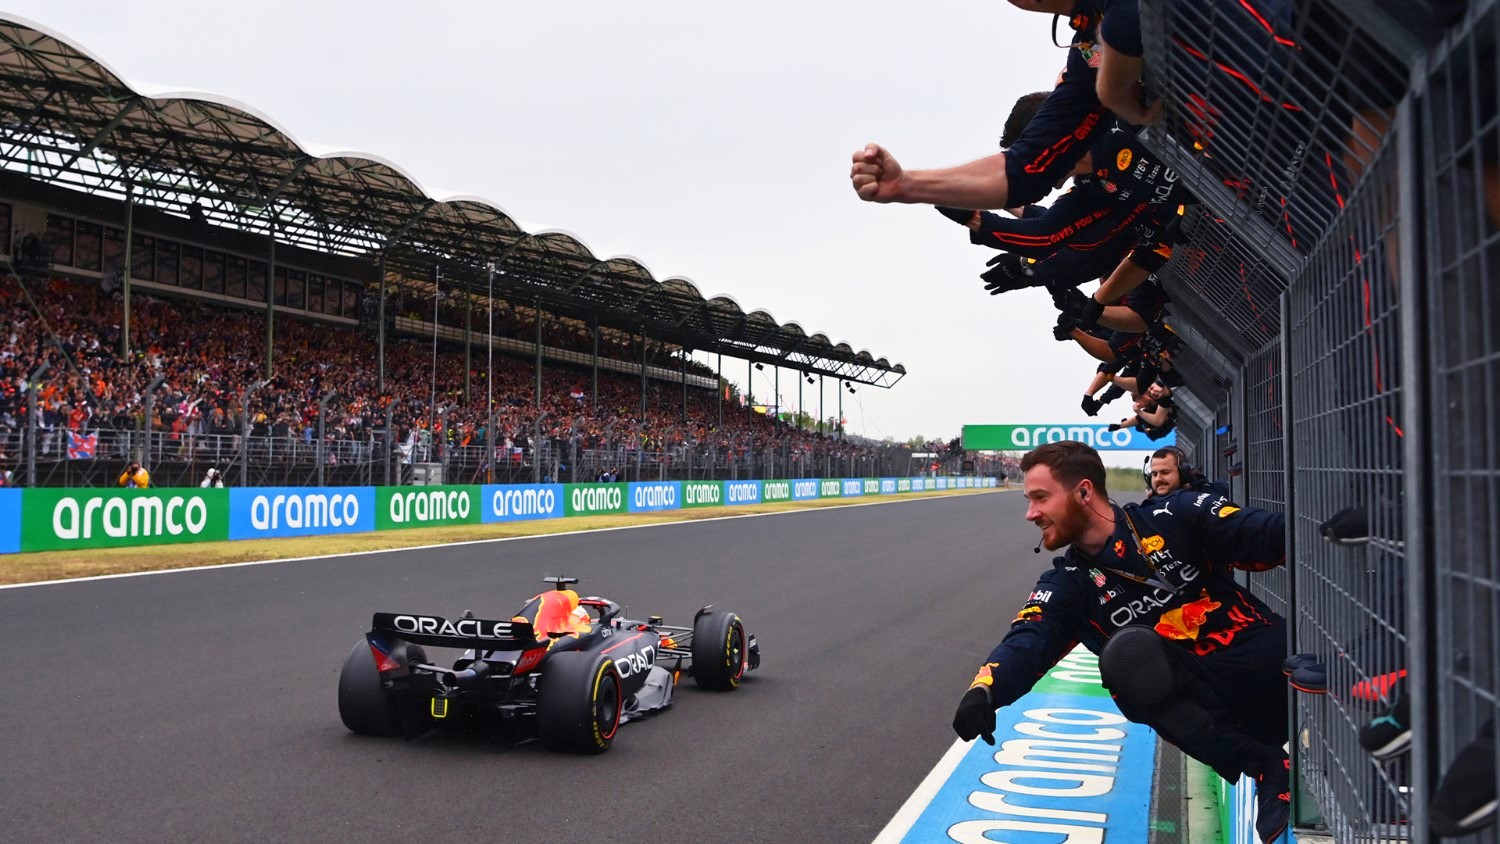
(1034, 540), (1042, 554)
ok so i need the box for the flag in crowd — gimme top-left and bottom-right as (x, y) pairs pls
(67, 430), (97, 459)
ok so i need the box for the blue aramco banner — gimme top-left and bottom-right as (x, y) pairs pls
(723, 480), (762, 506)
(0, 489), (20, 553)
(841, 479), (863, 497)
(626, 481), (681, 513)
(790, 478), (820, 501)
(483, 483), (566, 523)
(229, 487), (375, 540)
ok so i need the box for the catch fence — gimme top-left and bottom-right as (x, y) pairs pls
(1139, 0), (1496, 838)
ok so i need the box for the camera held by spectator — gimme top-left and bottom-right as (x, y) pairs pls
(117, 461), (150, 488)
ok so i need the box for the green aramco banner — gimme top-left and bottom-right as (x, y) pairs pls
(21, 488), (229, 552)
(376, 485), (482, 530)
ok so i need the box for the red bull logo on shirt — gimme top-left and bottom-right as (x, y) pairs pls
(1154, 591), (1222, 641)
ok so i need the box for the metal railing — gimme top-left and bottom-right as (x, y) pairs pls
(0, 424), (985, 488)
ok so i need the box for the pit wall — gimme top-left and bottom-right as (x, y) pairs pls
(0, 477), (998, 554)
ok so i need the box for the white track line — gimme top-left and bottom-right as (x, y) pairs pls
(870, 738), (973, 844)
(0, 490), (1010, 591)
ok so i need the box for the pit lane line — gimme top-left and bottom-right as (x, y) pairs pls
(871, 739), (972, 844)
(0, 489), (1011, 591)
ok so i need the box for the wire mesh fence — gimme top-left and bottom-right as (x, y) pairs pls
(1423, 3), (1500, 841)
(1243, 337), (1289, 620)
(1135, 0), (1499, 838)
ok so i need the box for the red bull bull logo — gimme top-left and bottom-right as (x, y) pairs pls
(971, 661), (1000, 688)
(1154, 590), (1221, 641)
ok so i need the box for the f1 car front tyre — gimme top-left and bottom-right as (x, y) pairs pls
(338, 638), (429, 737)
(537, 651), (623, 753)
(691, 611), (747, 691)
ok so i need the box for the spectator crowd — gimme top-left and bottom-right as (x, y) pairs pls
(1, 275), (924, 482)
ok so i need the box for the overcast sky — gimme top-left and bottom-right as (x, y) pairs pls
(9, 1), (1144, 458)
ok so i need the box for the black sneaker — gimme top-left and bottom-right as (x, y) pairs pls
(1431, 719), (1497, 836)
(1320, 505), (1369, 546)
(1082, 395), (1103, 417)
(1359, 695), (1411, 759)
(1282, 653), (1320, 676)
(1227, 461), (1244, 478)
(1255, 756), (1292, 843)
(1290, 663), (1328, 694)
(1223, 441), (1238, 458)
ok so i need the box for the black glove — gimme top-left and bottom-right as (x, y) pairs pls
(980, 253), (1034, 296)
(935, 206), (976, 226)
(952, 686), (996, 745)
(1077, 296), (1105, 330)
(1081, 395), (1103, 417)
(1050, 284), (1088, 317)
(1108, 422), (1123, 431)
(1053, 314), (1078, 342)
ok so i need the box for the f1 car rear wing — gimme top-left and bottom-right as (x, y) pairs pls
(371, 612), (537, 651)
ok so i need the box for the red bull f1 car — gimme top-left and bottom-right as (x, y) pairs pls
(337, 576), (761, 753)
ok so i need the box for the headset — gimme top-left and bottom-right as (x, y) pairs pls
(1144, 446), (1193, 487)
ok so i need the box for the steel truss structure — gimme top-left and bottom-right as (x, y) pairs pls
(0, 14), (905, 388)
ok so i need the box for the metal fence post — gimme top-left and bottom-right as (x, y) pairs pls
(140, 374), (164, 470)
(25, 364), (47, 487)
(532, 412), (547, 485)
(316, 390), (337, 487)
(1396, 92), (1435, 837)
(384, 404), (395, 487)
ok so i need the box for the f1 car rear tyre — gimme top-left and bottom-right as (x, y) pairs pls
(338, 639), (429, 737)
(537, 651), (623, 753)
(691, 611), (747, 691)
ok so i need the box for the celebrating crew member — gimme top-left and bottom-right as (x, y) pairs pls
(952, 441), (1293, 843)
(1145, 446), (1229, 502)
(850, 1), (1150, 211)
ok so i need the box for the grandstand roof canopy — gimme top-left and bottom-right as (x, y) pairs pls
(0, 14), (905, 387)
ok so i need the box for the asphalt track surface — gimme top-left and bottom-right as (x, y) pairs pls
(0, 491), (1049, 843)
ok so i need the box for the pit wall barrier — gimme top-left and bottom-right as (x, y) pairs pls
(0, 477), (998, 555)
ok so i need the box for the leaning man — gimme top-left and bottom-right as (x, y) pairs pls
(952, 441), (1292, 843)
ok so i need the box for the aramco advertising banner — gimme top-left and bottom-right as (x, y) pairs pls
(482, 484), (565, 523)
(962, 424), (1175, 451)
(230, 487), (375, 540)
(376, 485), (482, 530)
(790, 479), (820, 501)
(723, 480), (762, 506)
(2, 477), (1001, 554)
(21, 488), (229, 552)
(0, 489), (21, 553)
(564, 483), (629, 516)
(626, 481), (681, 513)
(680, 481), (724, 509)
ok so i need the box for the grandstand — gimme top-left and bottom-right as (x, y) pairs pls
(0, 14), (962, 490)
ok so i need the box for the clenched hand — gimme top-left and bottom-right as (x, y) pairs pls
(850, 143), (905, 203)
